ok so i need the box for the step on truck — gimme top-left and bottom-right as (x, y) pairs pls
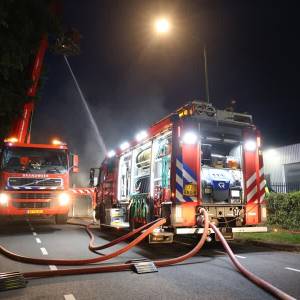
(91, 101), (268, 242)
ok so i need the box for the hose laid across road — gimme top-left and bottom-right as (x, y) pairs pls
(13, 209), (209, 279)
(0, 209), (296, 300)
(210, 223), (295, 300)
(0, 218), (166, 265)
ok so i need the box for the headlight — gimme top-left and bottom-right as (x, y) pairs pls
(58, 193), (70, 206)
(0, 193), (9, 206)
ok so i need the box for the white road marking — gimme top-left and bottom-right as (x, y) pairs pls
(235, 254), (247, 259)
(49, 265), (57, 271)
(40, 247), (48, 255)
(35, 238), (41, 244)
(32, 232), (37, 236)
(64, 294), (76, 300)
(214, 250), (227, 255)
(214, 250), (246, 259)
(285, 267), (300, 273)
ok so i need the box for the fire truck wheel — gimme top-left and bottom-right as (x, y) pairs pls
(55, 213), (68, 224)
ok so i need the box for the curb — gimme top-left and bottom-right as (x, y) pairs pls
(234, 239), (300, 252)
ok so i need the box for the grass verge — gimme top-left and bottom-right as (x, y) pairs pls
(234, 231), (300, 245)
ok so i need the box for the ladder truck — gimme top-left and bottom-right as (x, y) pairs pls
(0, 32), (79, 224)
(92, 102), (267, 242)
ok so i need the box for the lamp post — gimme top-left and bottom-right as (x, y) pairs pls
(153, 18), (210, 103)
(203, 44), (210, 103)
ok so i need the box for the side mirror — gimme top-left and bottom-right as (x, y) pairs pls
(89, 168), (95, 187)
(72, 154), (79, 173)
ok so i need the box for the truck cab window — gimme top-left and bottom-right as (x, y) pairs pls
(201, 135), (243, 204)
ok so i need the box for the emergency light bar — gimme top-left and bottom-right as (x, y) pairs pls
(107, 150), (116, 158)
(52, 139), (66, 146)
(120, 141), (130, 151)
(135, 130), (148, 142)
(4, 137), (18, 143)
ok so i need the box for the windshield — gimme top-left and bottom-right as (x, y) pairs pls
(1, 147), (68, 174)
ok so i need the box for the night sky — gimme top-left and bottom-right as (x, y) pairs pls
(31, 0), (300, 184)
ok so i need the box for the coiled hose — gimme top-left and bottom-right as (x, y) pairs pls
(0, 209), (295, 300)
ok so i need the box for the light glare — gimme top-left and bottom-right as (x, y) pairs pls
(154, 18), (170, 34)
(58, 193), (70, 206)
(182, 131), (198, 145)
(120, 141), (130, 151)
(107, 150), (116, 158)
(4, 137), (18, 143)
(0, 193), (9, 206)
(264, 148), (279, 162)
(244, 140), (256, 151)
(135, 130), (148, 142)
(52, 139), (62, 145)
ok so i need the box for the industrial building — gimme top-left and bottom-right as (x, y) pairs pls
(263, 143), (300, 192)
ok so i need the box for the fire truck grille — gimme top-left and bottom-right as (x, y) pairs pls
(10, 193), (57, 200)
(8, 178), (62, 188)
(12, 202), (51, 209)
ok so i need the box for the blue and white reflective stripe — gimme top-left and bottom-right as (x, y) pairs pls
(175, 158), (184, 202)
(176, 190), (184, 202)
(182, 163), (197, 184)
(176, 159), (183, 175)
(175, 156), (197, 202)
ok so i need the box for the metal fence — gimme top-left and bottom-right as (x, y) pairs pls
(269, 183), (300, 193)
(69, 194), (94, 218)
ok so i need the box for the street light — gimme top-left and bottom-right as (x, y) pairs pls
(152, 18), (210, 103)
(154, 18), (170, 34)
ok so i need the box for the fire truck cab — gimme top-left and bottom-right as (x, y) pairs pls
(0, 141), (78, 223)
(94, 102), (267, 242)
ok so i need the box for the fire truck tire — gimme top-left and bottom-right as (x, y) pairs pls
(55, 214), (68, 224)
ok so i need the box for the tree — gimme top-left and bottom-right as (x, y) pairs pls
(0, 0), (61, 140)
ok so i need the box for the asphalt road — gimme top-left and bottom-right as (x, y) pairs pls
(0, 218), (299, 300)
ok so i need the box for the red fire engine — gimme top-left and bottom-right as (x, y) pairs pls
(93, 102), (267, 242)
(0, 34), (79, 224)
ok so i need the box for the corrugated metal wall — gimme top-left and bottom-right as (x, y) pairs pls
(263, 143), (300, 185)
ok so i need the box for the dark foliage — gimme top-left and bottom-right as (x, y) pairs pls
(266, 192), (300, 230)
(0, 0), (60, 140)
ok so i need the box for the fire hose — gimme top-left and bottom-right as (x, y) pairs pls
(0, 208), (296, 300)
(0, 219), (166, 266)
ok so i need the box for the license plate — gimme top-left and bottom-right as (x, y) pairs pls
(183, 183), (197, 196)
(27, 209), (44, 214)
